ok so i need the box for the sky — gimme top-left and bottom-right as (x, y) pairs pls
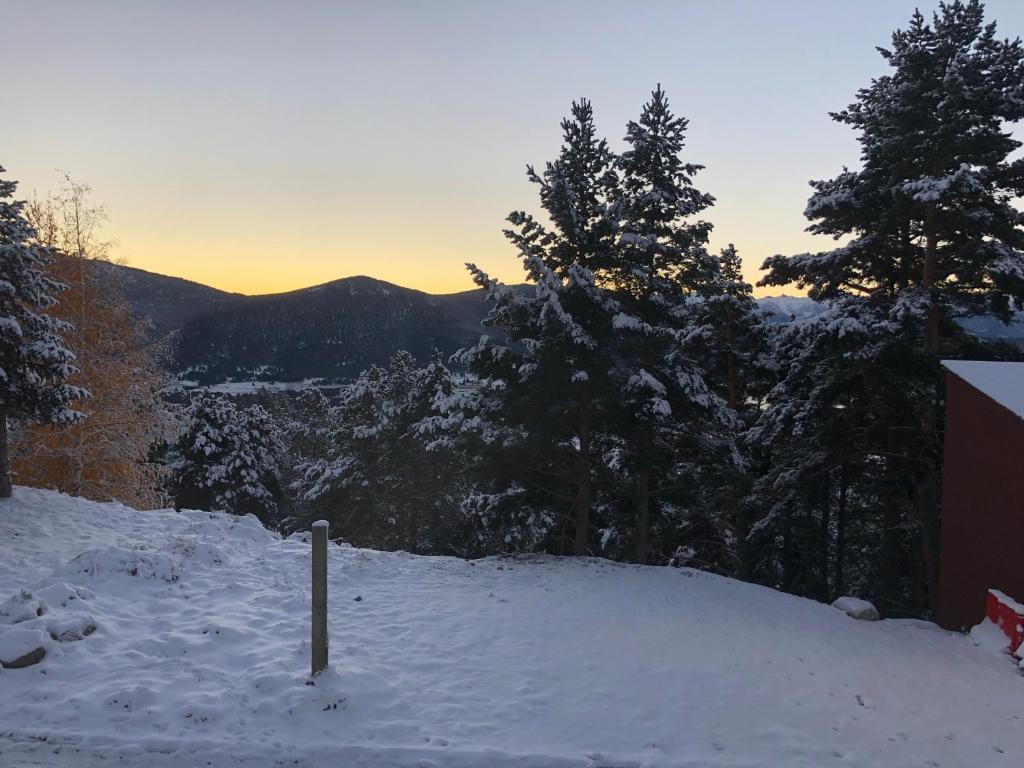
(4, 0), (1024, 297)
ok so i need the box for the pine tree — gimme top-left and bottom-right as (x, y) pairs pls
(0, 166), (84, 498)
(605, 86), (734, 563)
(610, 85), (717, 298)
(750, 300), (905, 601)
(691, 245), (769, 412)
(758, 0), (1024, 607)
(169, 392), (285, 522)
(686, 244), (770, 576)
(295, 351), (471, 552)
(460, 99), (620, 555)
(275, 387), (333, 531)
(762, 1), (1024, 325)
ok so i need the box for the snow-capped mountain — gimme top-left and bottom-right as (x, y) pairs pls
(757, 295), (824, 323)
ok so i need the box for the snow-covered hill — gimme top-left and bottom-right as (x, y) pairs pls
(1, 489), (1021, 768)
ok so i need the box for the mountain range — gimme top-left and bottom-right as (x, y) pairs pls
(109, 264), (494, 383)
(107, 263), (1024, 385)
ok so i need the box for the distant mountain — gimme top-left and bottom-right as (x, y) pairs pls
(106, 264), (1022, 384)
(101, 264), (494, 382)
(98, 262), (247, 337)
(171, 276), (492, 383)
(757, 295), (824, 323)
(958, 313), (1024, 344)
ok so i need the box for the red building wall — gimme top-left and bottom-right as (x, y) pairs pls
(938, 372), (1024, 630)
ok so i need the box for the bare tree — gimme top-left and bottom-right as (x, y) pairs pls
(12, 175), (174, 508)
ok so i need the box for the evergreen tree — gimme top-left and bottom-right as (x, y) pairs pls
(610, 86), (717, 297)
(295, 351), (471, 552)
(763, 0), (1024, 330)
(0, 166), (84, 498)
(686, 244), (771, 576)
(691, 245), (769, 412)
(275, 387), (333, 531)
(758, 0), (1024, 607)
(604, 86), (734, 562)
(750, 295), (1021, 612)
(169, 392), (285, 523)
(460, 99), (620, 555)
(749, 300), (912, 603)
(462, 89), (738, 562)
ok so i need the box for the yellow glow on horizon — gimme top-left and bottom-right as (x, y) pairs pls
(119, 243), (799, 298)
(110, 185), (812, 299)
(96, 154), (817, 300)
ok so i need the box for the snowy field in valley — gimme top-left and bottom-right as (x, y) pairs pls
(1, 489), (1022, 768)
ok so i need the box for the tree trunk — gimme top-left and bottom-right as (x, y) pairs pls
(724, 309), (752, 578)
(880, 429), (906, 615)
(635, 458), (650, 564)
(922, 203), (940, 356)
(818, 473), (832, 602)
(0, 411), (11, 499)
(407, 501), (418, 554)
(880, 496), (901, 615)
(917, 201), (942, 610)
(725, 310), (739, 411)
(573, 385), (592, 556)
(71, 250), (89, 496)
(833, 467), (847, 598)
(735, 502), (752, 581)
(780, 508), (794, 593)
(915, 422), (942, 613)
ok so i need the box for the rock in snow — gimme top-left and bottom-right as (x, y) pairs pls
(0, 486), (1022, 768)
(832, 595), (881, 621)
(0, 580), (98, 664)
(0, 626), (47, 668)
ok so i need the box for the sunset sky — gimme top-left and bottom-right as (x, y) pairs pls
(5, 0), (1024, 297)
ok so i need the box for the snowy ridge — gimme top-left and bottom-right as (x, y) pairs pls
(1, 488), (1022, 767)
(757, 295), (825, 322)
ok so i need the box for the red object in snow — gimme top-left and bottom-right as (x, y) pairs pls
(986, 590), (1024, 658)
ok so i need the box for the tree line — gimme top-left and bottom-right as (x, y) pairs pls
(1, 1), (1022, 618)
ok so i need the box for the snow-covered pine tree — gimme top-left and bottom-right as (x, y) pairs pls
(685, 244), (770, 577)
(460, 99), (620, 555)
(604, 86), (735, 563)
(758, 0), (1024, 608)
(403, 352), (478, 551)
(0, 166), (84, 499)
(169, 392), (285, 523)
(747, 298), (932, 606)
(763, 1), (1024, 331)
(294, 351), (470, 552)
(273, 387), (333, 531)
(691, 245), (769, 413)
(610, 86), (717, 297)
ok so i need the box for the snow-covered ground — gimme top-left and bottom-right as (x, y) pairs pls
(1, 489), (1021, 768)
